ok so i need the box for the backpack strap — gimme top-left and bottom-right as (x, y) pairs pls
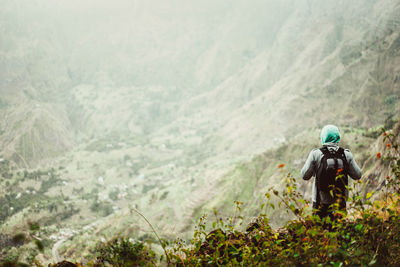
(320, 146), (330, 156)
(316, 147), (330, 205)
(337, 147), (348, 173)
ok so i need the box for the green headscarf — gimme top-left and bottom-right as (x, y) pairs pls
(320, 125), (341, 145)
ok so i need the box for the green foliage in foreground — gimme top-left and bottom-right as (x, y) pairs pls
(3, 126), (400, 266)
(94, 238), (156, 267)
(168, 206), (400, 266)
(164, 127), (400, 266)
(82, 126), (400, 266)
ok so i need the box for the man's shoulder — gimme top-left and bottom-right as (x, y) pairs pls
(340, 147), (355, 160)
(309, 148), (323, 157)
(341, 147), (352, 154)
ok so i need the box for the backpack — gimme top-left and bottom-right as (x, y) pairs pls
(316, 146), (348, 204)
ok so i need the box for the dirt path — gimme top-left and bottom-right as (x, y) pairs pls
(52, 238), (67, 263)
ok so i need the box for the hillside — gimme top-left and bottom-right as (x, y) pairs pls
(1, 118), (398, 265)
(163, 123), (400, 266)
(0, 0), (400, 265)
(1, 1), (399, 167)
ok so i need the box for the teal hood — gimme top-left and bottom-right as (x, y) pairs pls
(320, 125), (341, 145)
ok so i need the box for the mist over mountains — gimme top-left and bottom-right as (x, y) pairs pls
(1, 0), (399, 167)
(0, 0), (399, 264)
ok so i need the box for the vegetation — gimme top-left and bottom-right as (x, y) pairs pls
(164, 127), (400, 266)
(1, 1), (399, 265)
(0, 222), (46, 266)
(23, 125), (395, 267)
(90, 200), (113, 217)
(0, 168), (79, 223)
(0, 124), (398, 266)
(94, 238), (156, 267)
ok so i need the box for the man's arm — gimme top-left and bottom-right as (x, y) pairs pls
(301, 150), (316, 180)
(344, 150), (362, 180)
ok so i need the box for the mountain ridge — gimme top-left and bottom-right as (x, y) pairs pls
(0, 0), (400, 264)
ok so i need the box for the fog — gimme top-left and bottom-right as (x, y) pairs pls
(1, 0), (293, 91)
(1, 0), (312, 166)
(0, 0), (399, 264)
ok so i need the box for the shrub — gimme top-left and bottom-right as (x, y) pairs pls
(90, 201), (113, 217)
(362, 128), (381, 139)
(95, 238), (156, 267)
(108, 189), (120, 201)
(166, 126), (400, 266)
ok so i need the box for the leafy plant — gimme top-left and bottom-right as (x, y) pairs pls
(95, 238), (156, 267)
(166, 124), (400, 266)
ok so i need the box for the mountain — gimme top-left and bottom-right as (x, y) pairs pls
(180, 0), (400, 157)
(0, 0), (399, 265)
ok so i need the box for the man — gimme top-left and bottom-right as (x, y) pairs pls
(301, 125), (362, 220)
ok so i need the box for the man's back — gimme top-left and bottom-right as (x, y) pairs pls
(301, 143), (362, 204)
(300, 125), (362, 218)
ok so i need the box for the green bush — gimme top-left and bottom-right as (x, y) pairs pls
(108, 189), (120, 201)
(166, 126), (400, 266)
(95, 238), (156, 267)
(90, 200), (113, 217)
(362, 128), (381, 139)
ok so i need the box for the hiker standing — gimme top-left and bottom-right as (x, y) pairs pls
(300, 125), (362, 219)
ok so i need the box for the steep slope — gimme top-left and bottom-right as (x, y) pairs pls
(0, 0), (296, 167)
(175, 0), (400, 159)
(1, 0), (400, 264)
(2, 0), (398, 168)
(196, 123), (400, 228)
(0, 92), (74, 168)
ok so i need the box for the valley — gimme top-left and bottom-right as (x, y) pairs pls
(0, 0), (399, 265)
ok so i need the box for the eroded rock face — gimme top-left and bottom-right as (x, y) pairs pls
(1, 0), (399, 168)
(0, 0), (399, 263)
